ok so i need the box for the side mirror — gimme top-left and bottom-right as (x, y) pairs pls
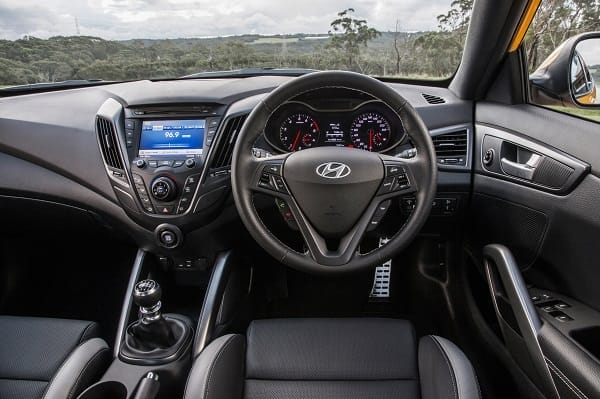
(529, 32), (599, 107)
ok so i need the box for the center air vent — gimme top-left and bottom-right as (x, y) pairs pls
(432, 129), (468, 166)
(422, 93), (446, 104)
(96, 116), (124, 170)
(208, 114), (248, 176)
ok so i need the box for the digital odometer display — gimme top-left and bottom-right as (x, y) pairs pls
(139, 119), (204, 156)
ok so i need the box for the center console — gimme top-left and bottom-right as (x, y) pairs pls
(127, 116), (218, 217)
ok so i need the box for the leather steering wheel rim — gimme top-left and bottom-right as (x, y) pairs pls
(231, 71), (437, 274)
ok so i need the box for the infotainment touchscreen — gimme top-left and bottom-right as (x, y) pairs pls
(139, 119), (204, 156)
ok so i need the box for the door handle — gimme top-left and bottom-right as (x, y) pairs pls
(500, 153), (542, 180)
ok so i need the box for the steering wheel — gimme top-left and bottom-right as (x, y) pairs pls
(231, 71), (437, 274)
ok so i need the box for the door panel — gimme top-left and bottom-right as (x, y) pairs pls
(471, 101), (600, 398)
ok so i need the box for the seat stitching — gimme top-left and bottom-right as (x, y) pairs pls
(66, 347), (109, 399)
(430, 336), (458, 399)
(205, 336), (238, 399)
(545, 357), (588, 399)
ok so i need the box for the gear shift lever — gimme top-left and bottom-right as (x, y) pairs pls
(133, 279), (163, 322)
(128, 279), (175, 349)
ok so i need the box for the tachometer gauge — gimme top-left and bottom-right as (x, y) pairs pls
(279, 113), (320, 151)
(350, 112), (391, 151)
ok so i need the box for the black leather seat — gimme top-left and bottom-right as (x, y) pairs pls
(184, 318), (480, 399)
(0, 316), (110, 399)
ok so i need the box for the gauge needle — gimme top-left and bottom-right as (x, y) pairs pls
(290, 130), (302, 151)
(369, 129), (374, 151)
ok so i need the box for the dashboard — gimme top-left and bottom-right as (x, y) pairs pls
(0, 76), (473, 259)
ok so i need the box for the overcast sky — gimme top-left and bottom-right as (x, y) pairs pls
(0, 0), (453, 40)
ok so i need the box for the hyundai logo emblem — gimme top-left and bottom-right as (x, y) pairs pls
(315, 162), (351, 179)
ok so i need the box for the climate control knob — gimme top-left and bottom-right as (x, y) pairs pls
(151, 177), (176, 202)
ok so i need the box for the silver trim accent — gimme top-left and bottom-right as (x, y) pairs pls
(95, 98), (133, 189)
(114, 249), (146, 357)
(192, 251), (232, 358)
(315, 162), (351, 179)
(483, 244), (559, 399)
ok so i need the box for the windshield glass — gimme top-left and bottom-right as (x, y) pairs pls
(0, 0), (473, 86)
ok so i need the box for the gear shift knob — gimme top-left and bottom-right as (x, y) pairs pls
(133, 279), (162, 321)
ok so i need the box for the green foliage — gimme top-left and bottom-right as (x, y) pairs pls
(526, 0), (600, 70)
(0, 4), (475, 85)
(326, 8), (381, 70)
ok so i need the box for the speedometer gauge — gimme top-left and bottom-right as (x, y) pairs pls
(279, 113), (320, 151)
(350, 112), (391, 151)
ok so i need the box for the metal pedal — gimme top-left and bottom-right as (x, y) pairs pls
(370, 237), (391, 300)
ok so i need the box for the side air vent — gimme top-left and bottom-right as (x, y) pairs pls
(96, 116), (124, 170)
(422, 93), (446, 104)
(209, 114), (248, 175)
(432, 129), (468, 166)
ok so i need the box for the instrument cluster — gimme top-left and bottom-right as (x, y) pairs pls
(264, 101), (406, 153)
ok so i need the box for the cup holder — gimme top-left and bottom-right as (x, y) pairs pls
(77, 381), (127, 399)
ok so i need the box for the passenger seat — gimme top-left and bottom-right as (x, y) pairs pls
(0, 315), (110, 399)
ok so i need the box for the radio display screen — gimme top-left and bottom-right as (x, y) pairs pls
(139, 119), (204, 156)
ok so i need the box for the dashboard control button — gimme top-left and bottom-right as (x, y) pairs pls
(159, 230), (177, 246)
(155, 224), (183, 249)
(132, 174), (144, 185)
(125, 119), (136, 130)
(125, 129), (134, 139)
(185, 158), (196, 168)
(158, 160), (172, 167)
(158, 205), (174, 215)
(151, 177), (176, 201)
(173, 160), (184, 168)
(126, 139), (133, 147)
(136, 185), (148, 195)
(401, 197), (416, 213)
(149, 160), (158, 168)
(135, 159), (147, 169)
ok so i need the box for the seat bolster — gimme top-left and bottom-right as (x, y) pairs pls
(418, 335), (481, 399)
(43, 338), (110, 399)
(184, 334), (245, 399)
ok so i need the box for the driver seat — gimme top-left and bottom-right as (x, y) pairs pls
(183, 318), (480, 399)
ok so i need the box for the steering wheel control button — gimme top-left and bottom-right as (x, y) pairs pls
(377, 176), (395, 195)
(392, 174), (410, 191)
(155, 224), (183, 249)
(262, 163), (282, 175)
(151, 177), (176, 201)
(385, 164), (404, 176)
(275, 198), (298, 230)
(368, 200), (392, 231)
